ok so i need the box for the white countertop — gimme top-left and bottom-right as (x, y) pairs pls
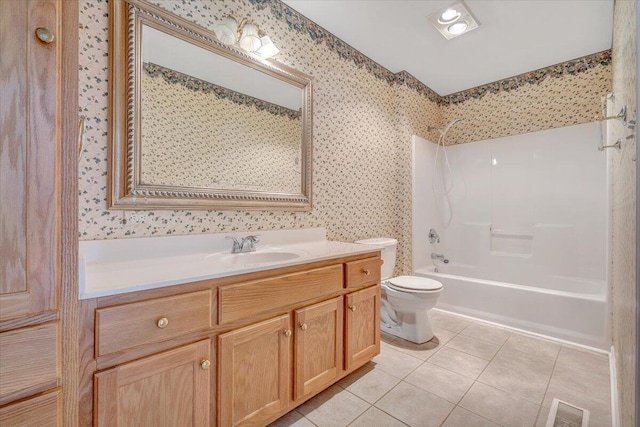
(79, 228), (380, 299)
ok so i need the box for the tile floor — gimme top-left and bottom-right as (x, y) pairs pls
(269, 310), (611, 427)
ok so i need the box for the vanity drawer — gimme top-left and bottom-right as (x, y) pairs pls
(96, 290), (212, 357)
(345, 258), (382, 288)
(219, 265), (343, 324)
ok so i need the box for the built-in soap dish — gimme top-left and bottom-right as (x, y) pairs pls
(546, 398), (590, 427)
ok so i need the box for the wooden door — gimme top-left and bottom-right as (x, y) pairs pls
(0, 0), (60, 321)
(294, 297), (343, 400)
(218, 314), (291, 427)
(345, 286), (381, 370)
(94, 340), (211, 427)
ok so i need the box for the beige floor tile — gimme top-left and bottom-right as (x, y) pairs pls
(445, 334), (502, 360)
(338, 363), (401, 404)
(442, 406), (500, 427)
(429, 312), (472, 333)
(375, 382), (454, 427)
(494, 346), (556, 377)
(269, 410), (315, 427)
(297, 385), (370, 427)
(388, 330), (455, 360)
(543, 363), (611, 419)
(503, 333), (561, 361)
(381, 331), (397, 344)
(546, 362), (610, 403)
(459, 382), (540, 427)
(427, 346), (489, 379)
(477, 360), (551, 404)
(534, 405), (550, 427)
(372, 345), (423, 378)
(349, 407), (407, 427)
(431, 326), (458, 345)
(460, 322), (512, 345)
(556, 346), (609, 375)
(404, 362), (474, 403)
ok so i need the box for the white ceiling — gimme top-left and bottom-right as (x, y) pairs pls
(281, 0), (614, 95)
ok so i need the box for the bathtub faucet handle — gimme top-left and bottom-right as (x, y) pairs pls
(428, 228), (440, 244)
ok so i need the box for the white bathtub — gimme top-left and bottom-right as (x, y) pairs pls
(415, 264), (609, 349)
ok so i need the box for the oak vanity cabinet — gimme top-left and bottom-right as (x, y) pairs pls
(218, 315), (292, 426)
(217, 297), (345, 426)
(82, 253), (382, 427)
(94, 340), (212, 427)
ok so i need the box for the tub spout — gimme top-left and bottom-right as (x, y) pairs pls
(431, 253), (449, 263)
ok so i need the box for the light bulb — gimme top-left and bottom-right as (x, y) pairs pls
(447, 21), (468, 35)
(213, 16), (238, 45)
(438, 8), (460, 24)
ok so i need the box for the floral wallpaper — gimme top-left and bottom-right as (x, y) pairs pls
(442, 64), (612, 145)
(79, 0), (611, 277)
(141, 68), (301, 192)
(609, 0), (637, 425)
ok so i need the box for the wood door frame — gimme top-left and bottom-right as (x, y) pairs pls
(60, 0), (79, 425)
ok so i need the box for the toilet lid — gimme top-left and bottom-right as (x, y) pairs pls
(388, 276), (443, 292)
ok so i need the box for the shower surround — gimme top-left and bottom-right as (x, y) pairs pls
(412, 123), (609, 348)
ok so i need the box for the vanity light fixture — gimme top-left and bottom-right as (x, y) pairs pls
(427, 1), (479, 40)
(213, 16), (280, 59)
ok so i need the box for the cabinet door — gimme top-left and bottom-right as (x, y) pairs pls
(345, 286), (381, 370)
(294, 297), (343, 400)
(94, 340), (211, 427)
(218, 314), (291, 427)
(0, 0), (60, 321)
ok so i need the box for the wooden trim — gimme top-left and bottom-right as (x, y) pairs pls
(60, 0), (79, 426)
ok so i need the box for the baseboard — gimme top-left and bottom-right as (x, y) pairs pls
(432, 307), (610, 355)
(609, 345), (621, 427)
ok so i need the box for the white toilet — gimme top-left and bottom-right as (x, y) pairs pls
(355, 238), (443, 344)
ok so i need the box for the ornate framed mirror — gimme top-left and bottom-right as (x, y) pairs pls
(108, 0), (313, 210)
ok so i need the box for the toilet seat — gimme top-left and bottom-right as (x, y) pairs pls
(386, 275), (442, 293)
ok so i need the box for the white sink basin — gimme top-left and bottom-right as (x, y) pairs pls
(208, 249), (306, 266)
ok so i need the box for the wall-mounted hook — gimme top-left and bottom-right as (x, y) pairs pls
(598, 138), (621, 151)
(599, 93), (628, 126)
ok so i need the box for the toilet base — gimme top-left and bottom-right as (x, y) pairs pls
(381, 303), (435, 344)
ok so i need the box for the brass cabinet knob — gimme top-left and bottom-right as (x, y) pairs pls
(200, 359), (211, 370)
(348, 305), (357, 312)
(35, 27), (55, 44)
(156, 317), (169, 329)
(362, 269), (371, 276)
(284, 329), (292, 337)
(299, 323), (308, 331)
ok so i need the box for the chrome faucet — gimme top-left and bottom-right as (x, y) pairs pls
(240, 235), (260, 253)
(226, 235), (260, 253)
(431, 253), (449, 264)
(428, 228), (440, 244)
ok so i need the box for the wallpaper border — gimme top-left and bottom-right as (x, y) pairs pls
(250, 0), (611, 106)
(441, 50), (613, 105)
(143, 62), (302, 120)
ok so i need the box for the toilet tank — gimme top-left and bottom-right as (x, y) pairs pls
(353, 238), (397, 280)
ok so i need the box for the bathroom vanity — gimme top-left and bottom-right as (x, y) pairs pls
(78, 230), (382, 426)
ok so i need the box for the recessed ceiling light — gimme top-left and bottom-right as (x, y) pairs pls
(427, 1), (480, 40)
(438, 8), (460, 24)
(448, 21), (468, 35)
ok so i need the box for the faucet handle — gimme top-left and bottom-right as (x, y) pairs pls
(225, 236), (241, 253)
(240, 235), (260, 252)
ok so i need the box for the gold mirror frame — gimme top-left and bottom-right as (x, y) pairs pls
(108, 0), (313, 210)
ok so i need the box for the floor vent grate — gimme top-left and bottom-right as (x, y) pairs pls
(546, 398), (590, 427)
